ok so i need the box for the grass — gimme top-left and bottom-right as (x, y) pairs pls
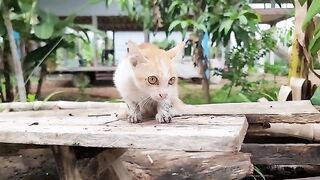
(179, 79), (280, 104)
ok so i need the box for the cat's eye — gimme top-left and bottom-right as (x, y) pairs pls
(168, 77), (176, 85)
(147, 76), (159, 85)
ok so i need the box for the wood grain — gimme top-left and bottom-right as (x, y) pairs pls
(241, 144), (320, 165)
(0, 111), (248, 152)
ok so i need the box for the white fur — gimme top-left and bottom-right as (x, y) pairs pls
(113, 42), (185, 123)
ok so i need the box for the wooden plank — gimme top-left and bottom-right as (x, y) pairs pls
(182, 100), (319, 114)
(123, 150), (252, 180)
(246, 113), (320, 124)
(1, 100), (317, 114)
(1, 100), (319, 124)
(285, 177), (320, 180)
(241, 144), (320, 165)
(0, 112), (248, 152)
(180, 101), (320, 124)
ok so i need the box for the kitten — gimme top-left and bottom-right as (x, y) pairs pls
(113, 41), (185, 123)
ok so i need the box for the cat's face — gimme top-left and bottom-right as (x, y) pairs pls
(127, 42), (184, 102)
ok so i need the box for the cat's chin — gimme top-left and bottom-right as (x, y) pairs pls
(151, 97), (170, 103)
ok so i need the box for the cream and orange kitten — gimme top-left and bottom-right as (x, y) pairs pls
(113, 41), (185, 123)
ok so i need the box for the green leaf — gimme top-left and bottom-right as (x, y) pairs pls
(0, 16), (5, 36)
(302, 0), (320, 31)
(168, 1), (179, 12)
(18, 0), (36, 12)
(43, 91), (64, 102)
(254, 166), (266, 180)
(181, 21), (188, 29)
(308, 30), (320, 55)
(219, 19), (233, 35)
(194, 23), (206, 32)
(34, 23), (54, 39)
(38, 10), (59, 25)
(239, 15), (248, 25)
(298, 0), (306, 6)
(311, 87), (320, 105)
(24, 37), (63, 70)
(168, 20), (181, 32)
(74, 24), (106, 38)
(53, 14), (76, 37)
(314, 22), (320, 36)
(88, 0), (102, 4)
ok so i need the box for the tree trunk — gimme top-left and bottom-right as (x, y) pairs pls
(192, 0), (211, 104)
(192, 34), (211, 103)
(36, 65), (46, 100)
(0, 46), (4, 102)
(197, 46), (211, 103)
(1, 4), (27, 102)
(3, 53), (14, 102)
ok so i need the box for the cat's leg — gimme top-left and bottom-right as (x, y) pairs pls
(126, 101), (142, 123)
(156, 101), (173, 123)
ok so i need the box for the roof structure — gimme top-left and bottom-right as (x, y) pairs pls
(39, 0), (294, 31)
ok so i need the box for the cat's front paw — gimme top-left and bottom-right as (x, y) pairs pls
(128, 112), (142, 123)
(156, 111), (172, 123)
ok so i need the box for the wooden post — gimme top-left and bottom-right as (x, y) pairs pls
(92, 16), (98, 67)
(143, 30), (150, 43)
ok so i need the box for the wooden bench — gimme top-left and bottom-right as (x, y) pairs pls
(1, 100), (320, 179)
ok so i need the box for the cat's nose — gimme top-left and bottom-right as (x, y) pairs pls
(159, 93), (168, 99)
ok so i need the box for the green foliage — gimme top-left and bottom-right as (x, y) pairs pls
(311, 87), (320, 105)
(116, 0), (259, 46)
(302, 0), (320, 30)
(253, 166), (266, 180)
(43, 91), (64, 102)
(180, 79), (279, 104)
(264, 60), (289, 77)
(276, 26), (293, 47)
(27, 93), (36, 102)
(217, 30), (276, 89)
(298, 0), (320, 66)
(152, 39), (176, 50)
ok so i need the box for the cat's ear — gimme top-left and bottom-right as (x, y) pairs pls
(127, 41), (147, 67)
(167, 42), (185, 61)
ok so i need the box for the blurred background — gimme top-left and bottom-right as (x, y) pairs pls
(0, 0), (307, 105)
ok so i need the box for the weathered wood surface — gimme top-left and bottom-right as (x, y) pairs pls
(181, 100), (320, 124)
(0, 101), (126, 112)
(1, 100), (319, 123)
(285, 176), (320, 180)
(241, 144), (320, 165)
(0, 109), (248, 152)
(123, 150), (252, 180)
(52, 146), (131, 180)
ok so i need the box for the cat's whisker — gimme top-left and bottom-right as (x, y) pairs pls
(139, 97), (152, 110)
(133, 96), (151, 114)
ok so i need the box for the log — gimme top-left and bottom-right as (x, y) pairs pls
(246, 113), (320, 124)
(123, 150), (252, 180)
(248, 123), (320, 141)
(241, 144), (320, 165)
(52, 146), (82, 180)
(52, 146), (131, 180)
(285, 176), (320, 180)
